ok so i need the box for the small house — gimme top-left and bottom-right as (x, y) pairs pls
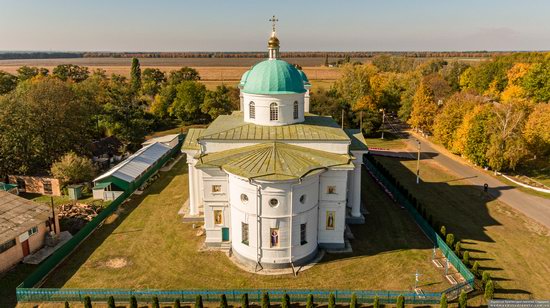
(8, 175), (62, 196)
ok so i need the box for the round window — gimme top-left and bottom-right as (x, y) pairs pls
(269, 198), (279, 207)
(299, 194), (306, 204)
(240, 194), (248, 204)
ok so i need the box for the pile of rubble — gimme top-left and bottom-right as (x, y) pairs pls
(58, 203), (103, 234)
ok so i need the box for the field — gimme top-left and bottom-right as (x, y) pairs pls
(37, 157), (451, 296)
(372, 155), (550, 304)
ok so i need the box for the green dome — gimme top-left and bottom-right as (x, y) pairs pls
(242, 60), (306, 95)
(240, 70), (250, 85)
(298, 70), (310, 84)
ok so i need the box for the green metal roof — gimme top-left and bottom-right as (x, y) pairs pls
(0, 182), (17, 191)
(182, 128), (206, 150)
(196, 142), (353, 181)
(242, 60), (306, 95)
(198, 112), (350, 142)
(239, 70), (251, 85)
(93, 182), (111, 190)
(345, 129), (369, 151)
(298, 70), (310, 84)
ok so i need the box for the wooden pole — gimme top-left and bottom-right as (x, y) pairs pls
(341, 109), (344, 129)
(50, 196), (56, 233)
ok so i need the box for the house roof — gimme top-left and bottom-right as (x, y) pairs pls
(345, 129), (369, 151)
(182, 128), (206, 150)
(196, 142), (353, 181)
(94, 142), (171, 184)
(194, 112), (350, 142)
(0, 191), (51, 243)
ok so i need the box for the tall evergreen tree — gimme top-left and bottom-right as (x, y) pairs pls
(350, 293), (358, 308)
(282, 293), (290, 308)
(83, 296), (92, 308)
(107, 296), (115, 308)
(175, 299), (182, 308)
(220, 294), (228, 308)
(440, 294), (447, 308)
(130, 295), (138, 308)
(152, 296), (160, 308)
(396, 295), (404, 308)
(328, 293), (336, 308)
(241, 293), (249, 308)
(306, 294), (314, 308)
(458, 290), (468, 308)
(195, 295), (204, 308)
(261, 292), (270, 308)
(130, 57), (142, 93)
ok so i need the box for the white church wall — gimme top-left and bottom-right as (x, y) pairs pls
(202, 168), (230, 245)
(242, 93), (305, 126)
(317, 170), (348, 246)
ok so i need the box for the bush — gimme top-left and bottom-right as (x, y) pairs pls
(462, 251), (470, 265)
(440, 293), (447, 308)
(262, 292), (270, 308)
(282, 293), (290, 308)
(373, 296), (380, 308)
(446, 233), (455, 248)
(440, 226), (446, 237)
(242, 293), (249, 308)
(472, 261), (480, 276)
(306, 294), (314, 308)
(220, 294), (228, 308)
(64, 302), (70, 308)
(458, 290), (467, 308)
(482, 271), (492, 287)
(454, 241), (462, 256)
(51, 151), (96, 184)
(328, 293), (336, 308)
(152, 296), (160, 308)
(83, 296), (92, 308)
(130, 295), (138, 308)
(350, 293), (358, 308)
(195, 295), (204, 308)
(175, 299), (182, 308)
(108, 296), (115, 308)
(396, 295), (404, 308)
(484, 279), (495, 300)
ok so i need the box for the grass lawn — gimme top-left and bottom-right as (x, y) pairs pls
(41, 157), (449, 293)
(0, 264), (38, 308)
(20, 193), (107, 208)
(374, 156), (550, 304)
(364, 132), (407, 150)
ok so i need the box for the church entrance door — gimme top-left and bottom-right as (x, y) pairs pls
(222, 227), (230, 242)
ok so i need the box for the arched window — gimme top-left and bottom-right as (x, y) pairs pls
(249, 102), (255, 119)
(293, 101), (299, 119)
(270, 103), (279, 121)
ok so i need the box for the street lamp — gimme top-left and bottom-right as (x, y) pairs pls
(416, 139), (421, 184)
(380, 108), (385, 139)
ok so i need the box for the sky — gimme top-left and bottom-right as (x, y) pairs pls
(0, 0), (549, 52)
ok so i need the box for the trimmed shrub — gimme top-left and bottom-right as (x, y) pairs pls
(64, 302), (70, 308)
(484, 279), (495, 300)
(195, 295), (204, 308)
(152, 296), (160, 308)
(458, 290), (467, 308)
(83, 296), (92, 308)
(446, 233), (455, 248)
(396, 295), (404, 308)
(350, 293), (358, 308)
(482, 271), (492, 287)
(175, 299), (182, 308)
(328, 293), (336, 308)
(107, 296), (115, 308)
(462, 251), (470, 265)
(262, 292), (270, 308)
(472, 261), (480, 276)
(306, 294), (314, 308)
(241, 293), (249, 308)
(130, 296), (138, 308)
(440, 225), (446, 237)
(282, 293), (290, 308)
(440, 293), (447, 308)
(373, 296), (380, 308)
(220, 294), (228, 308)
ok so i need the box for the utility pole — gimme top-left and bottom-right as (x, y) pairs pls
(341, 109), (344, 129)
(416, 139), (421, 184)
(360, 110), (363, 131)
(380, 108), (385, 139)
(414, 270), (422, 289)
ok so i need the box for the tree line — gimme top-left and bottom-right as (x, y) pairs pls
(310, 52), (550, 173)
(0, 59), (239, 179)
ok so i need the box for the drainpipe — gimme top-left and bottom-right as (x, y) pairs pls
(249, 179), (263, 271)
(289, 178), (303, 276)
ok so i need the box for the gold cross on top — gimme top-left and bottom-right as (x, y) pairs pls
(269, 15), (278, 32)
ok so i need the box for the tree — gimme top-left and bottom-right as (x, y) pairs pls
(130, 295), (138, 308)
(0, 71), (18, 94)
(306, 294), (314, 308)
(462, 251), (470, 265)
(396, 294), (404, 308)
(170, 81), (207, 122)
(522, 58), (550, 102)
(501, 63), (530, 102)
(152, 296), (160, 308)
(398, 72), (420, 121)
(472, 261), (480, 276)
(169, 67), (200, 84)
(335, 63), (377, 104)
(17, 66), (47, 81)
(373, 296), (380, 308)
(328, 293), (336, 308)
(440, 225), (446, 237)
(152, 84), (177, 118)
(454, 241), (462, 256)
(53, 64), (89, 82)
(440, 293), (447, 308)
(350, 293), (358, 308)
(241, 293), (249, 308)
(442, 61), (470, 91)
(458, 290), (468, 308)
(130, 58), (142, 94)
(452, 104), (494, 166)
(523, 103), (550, 158)
(195, 295), (204, 308)
(261, 292), (270, 308)
(324, 54), (329, 67)
(64, 301), (70, 308)
(482, 271), (492, 287)
(372, 55), (415, 73)
(408, 80), (437, 133)
(175, 299), (182, 308)
(83, 296), (92, 308)
(107, 296), (115, 308)
(202, 85), (239, 119)
(51, 152), (95, 184)
(484, 279), (495, 300)
(142, 68), (166, 97)
(446, 233), (455, 248)
(281, 293), (290, 308)
(220, 294), (228, 308)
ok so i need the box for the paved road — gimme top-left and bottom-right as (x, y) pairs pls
(385, 120), (550, 230)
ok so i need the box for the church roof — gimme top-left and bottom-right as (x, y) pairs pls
(195, 142), (353, 181)
(345, 129), (369, 151)
(241, 60), (306, 95)
(182, 128), (206, 150)
(196, 112), (350, 142)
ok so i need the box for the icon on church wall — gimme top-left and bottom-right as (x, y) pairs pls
(326, 211), (335, 230)
(214, 210), (223, 225)
(270, 228), (279, 247)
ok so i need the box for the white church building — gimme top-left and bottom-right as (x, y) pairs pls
(182, 22), (368, 269)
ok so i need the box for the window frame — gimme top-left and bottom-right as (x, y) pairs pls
(293, 101), (299, 119)
(249, 101), (255, 119)
(327, 185), (337, 194)
(28, 226), (38, 237)
(211, 184), (222, 193)
(0, 239), (16, 253)
(242, 222), (249, 245)
(43, 180), (53, 195)
(269, 102), (279, 121)
(300, 223), (307, 245)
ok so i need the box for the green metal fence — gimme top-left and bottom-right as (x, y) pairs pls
(16, 288), (442, 304)
(363, 155), (475, 295)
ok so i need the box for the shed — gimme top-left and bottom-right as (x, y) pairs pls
(0, 182), (18, 195)
(67, 185), (83, 200)
(92, 142), (173, 200)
